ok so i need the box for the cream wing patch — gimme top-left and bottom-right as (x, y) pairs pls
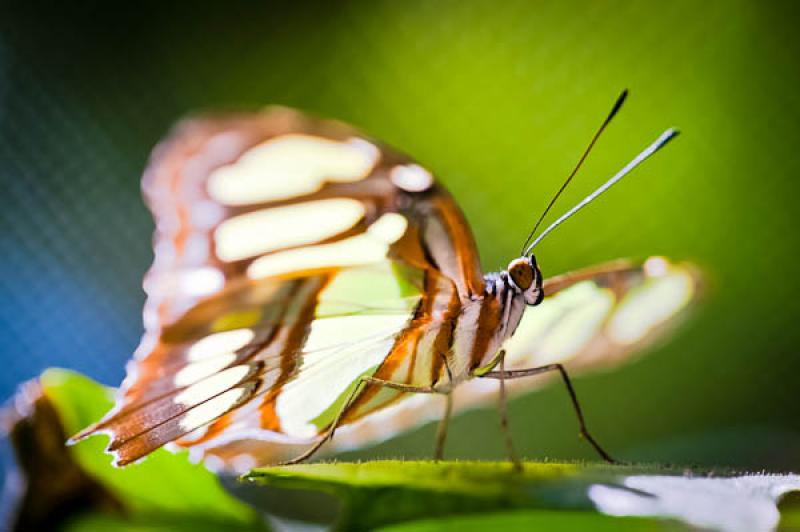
(174, 354), (238, 387)
(187, 328), (255, 361)
(174, 365), (252, 406)
(207, 134), (380, 205)
(178, 388), (250, 432)
(147, 267), (226, 300)
(536, 285), (614, 364)
(247, 212), (408, 279)
(315, 262), (421, 318)
(390, 164), (434, 192)
(276, 313), (413, 439)
(608, 267), (695, 344)
(215, 198), (366, 262)
(504, 281), (615, 366)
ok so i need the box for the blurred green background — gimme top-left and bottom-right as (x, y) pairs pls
(1, 0), (799, 472)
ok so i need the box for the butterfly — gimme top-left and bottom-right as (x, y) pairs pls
(71, 91), (700, 473)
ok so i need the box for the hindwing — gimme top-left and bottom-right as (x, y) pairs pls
(244, 257), (700, 467)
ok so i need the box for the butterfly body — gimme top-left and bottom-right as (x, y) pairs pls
(72, 105), (699, 471)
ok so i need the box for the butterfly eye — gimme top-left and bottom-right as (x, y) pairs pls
(507, 257), (534, 291)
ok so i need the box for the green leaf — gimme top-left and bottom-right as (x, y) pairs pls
(778, 491), (800, 530)
(247, 461), (800, 531)
(34, 368), (264, 530)
(14, 369), (800, 531)
(375, 510), (669, 532)
(62, 513), (265, 532)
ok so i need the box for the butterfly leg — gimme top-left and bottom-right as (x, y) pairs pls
(434, 392), (453, 461)
(359, 376), (439, 393)
(364, 361), (454, 460)
(433, 355), (455, 461)
(279, 376), (441, 466)
(476, 363), (618, 464)
(497, 355), (522, 471)
(351, 376), (455, 460)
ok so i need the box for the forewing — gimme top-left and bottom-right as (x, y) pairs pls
(73, 107), (485, 467)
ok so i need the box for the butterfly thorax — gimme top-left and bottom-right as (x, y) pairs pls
(445, 263), (538, 384)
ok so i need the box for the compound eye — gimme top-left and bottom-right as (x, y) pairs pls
(507, 257), (533, 290)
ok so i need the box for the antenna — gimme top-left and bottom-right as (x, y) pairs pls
(520, 89), (629, 254)
(524, 128), (679, 254)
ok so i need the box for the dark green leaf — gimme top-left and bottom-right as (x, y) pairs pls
(375, 510), (672, 532)
(27, 369), (265, 530)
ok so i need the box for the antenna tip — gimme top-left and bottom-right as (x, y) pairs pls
(606, 90), (629, 122)
(657, 128), (680, 148)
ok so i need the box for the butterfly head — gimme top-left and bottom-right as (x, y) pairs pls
(507, 255), (544, 306)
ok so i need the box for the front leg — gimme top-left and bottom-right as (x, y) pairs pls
(474, 362), (618, 464)
(472, 348), (506, 377)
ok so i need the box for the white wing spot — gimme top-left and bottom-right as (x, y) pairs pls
(174, 353), (237, 387)
(390, 164), (433, 192)
(207, 134), (380, 205)
(644, 256), (670, 277)
(175, 365), (251, 406)
(608, 271), (694, 344)
(367, 212), (408, 243)
(247, 213), (408, 279)
(215, 198), (365, 261)
(187, 329), (254, 362)
(178, 388), (249, 432)
(143, 267), (224, 300)
(179, 267), (225, 297)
